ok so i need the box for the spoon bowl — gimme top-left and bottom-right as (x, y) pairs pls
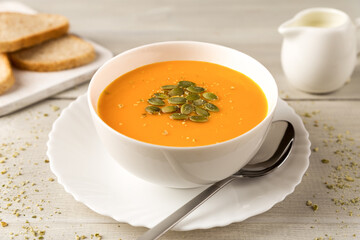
(236, 120), (294, 177)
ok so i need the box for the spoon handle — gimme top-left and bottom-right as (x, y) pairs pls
(137, 177), (236, 240)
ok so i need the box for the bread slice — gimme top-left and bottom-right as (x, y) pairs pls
(9, 34), (96, 72)
(0, 12), (69, 52)
(0, 53), (15, 95)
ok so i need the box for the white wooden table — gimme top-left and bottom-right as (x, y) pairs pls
(1, 0), (360, 239)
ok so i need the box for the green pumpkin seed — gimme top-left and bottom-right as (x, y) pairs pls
(178, 81), (195, 88)
(187, 86), (205, 93)
(168, 97), (187, 105)
(193, 99), (206, 106)
(148, 97), (165, 106)
(161, 85), (177, 90)
(161, 105), (179, 113)
(204, 102), (219, 112)
(189, 115), (208, 123)
(186, 93), (200, 101)
(170, 113), (188, 120)
(168, 87), (184, 96)
(181, 104), (194, 115)
(203, 92), (218, 100)
(154, 93), (168, 99)
(195, 107), (210, 117)
(145, 106), (161, 114)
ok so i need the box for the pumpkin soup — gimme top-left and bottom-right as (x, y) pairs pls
(97, 60), (267, 147)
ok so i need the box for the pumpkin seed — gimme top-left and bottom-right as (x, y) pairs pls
(161, 105), (179, 113)
(168, 97), (187, 105)
(181, 104), (194, 115)
(186, 93), (200, 101)
(204, 102), (219, 112)
(168, 87), (184, 96)
(193, 99), (206, 106)
(148, 97), (165, 106)
(178, 81), (195, 88)
(170, 113), (188, 120)
(187, 86), (205, 93)
(190, 115), (208, 123)
(145, 106), (161, 114)
(195, 106), (210, 116)
(203, 92), (218, 100)
(161, 85), (177, 90)
(154, 93), (168, 99)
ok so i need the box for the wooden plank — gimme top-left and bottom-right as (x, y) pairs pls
(53, 82), (89, 99)
(1, 222), (360, 240)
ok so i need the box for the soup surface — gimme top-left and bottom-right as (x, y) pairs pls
(97, 61), (267, 147)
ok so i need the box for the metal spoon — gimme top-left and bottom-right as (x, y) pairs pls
(138, 120), (295, 240)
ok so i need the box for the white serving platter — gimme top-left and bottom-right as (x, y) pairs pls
(0, 1), (113, 116)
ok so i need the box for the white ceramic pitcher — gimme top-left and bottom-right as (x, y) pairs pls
(279, 8), (360, 93)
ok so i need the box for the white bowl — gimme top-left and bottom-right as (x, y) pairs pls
(88, 41), (278, 188)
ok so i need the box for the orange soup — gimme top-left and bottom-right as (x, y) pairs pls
(97, 61), (267, 147)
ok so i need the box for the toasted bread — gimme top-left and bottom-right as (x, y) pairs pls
(0, 12), (69, 53)
(9, 34), (96, 72)
(0, 53), (15, 95)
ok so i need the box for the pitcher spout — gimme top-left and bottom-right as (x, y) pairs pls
(278, 19), (302, 38)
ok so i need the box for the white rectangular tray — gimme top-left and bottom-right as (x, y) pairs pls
(0, 1), (113, 116)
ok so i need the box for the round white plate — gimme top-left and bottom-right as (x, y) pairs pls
(47, 95), (310, 231)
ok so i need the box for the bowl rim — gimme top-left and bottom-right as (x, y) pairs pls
(88, 40), (278, 150)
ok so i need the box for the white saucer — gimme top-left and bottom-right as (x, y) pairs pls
(47, 95), (310, 231)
